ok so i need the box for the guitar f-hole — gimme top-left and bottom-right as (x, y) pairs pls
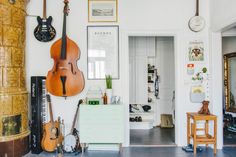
(69, 62), (76, 75)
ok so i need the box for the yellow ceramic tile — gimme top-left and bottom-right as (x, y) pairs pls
(12, 48), (23, 67)
(3, 26), (20, 47)
(21, 112), (28, 132)
(0, 95), (13, 115)
(12, 94), (27, 114)
(1, 5), (11, 25)
(0, 25), (2, 46)
(3, 68), (20, 87)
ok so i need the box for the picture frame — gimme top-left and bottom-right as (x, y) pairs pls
(188, 41), (204, 62)
(87, 26), (119, 80)
(88, 0), (118, 22)
(224, 52), (236, 113)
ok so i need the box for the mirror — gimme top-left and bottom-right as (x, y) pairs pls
(224, 52), (236, 112)
(87, 26), (119, 79)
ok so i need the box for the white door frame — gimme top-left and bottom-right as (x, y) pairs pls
(211, 21), (236, 149)
(120, 30), (182, 147)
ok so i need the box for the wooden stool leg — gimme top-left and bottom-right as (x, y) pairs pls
(193, 120), (197, 155)
(214, 143), (217, 154)
(214, 118), (217, 154)
(187, 115), (190, 145)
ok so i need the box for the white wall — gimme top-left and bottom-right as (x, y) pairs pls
(210, 0), (236, 31)
(210, 0), (236, 149)
(222, 37), (236, 54)
(155, 37), (175, 125)
(26, 0), (212, 147)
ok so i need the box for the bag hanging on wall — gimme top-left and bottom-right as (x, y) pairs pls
(190, 85), (205, 103)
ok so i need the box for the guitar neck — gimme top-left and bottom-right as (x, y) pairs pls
(71, 106), (79, 133)
(60, 8), (68, 60)
(48, 101), (55, 126)
(196, 0), (199, 16)
(43, 0), (47, 19)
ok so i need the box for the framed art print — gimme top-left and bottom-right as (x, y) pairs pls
(188, 41), (204, 61)
(87, 26), (119, 79)
(88, 0), (118, 22)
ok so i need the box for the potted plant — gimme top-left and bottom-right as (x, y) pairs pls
(105, 75), (113, 104)
(106, 75), (112, 89)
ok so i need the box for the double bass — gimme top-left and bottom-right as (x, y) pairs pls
(46, 0), (84, 97)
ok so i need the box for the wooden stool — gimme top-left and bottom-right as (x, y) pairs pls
(187, 112), (217, 155)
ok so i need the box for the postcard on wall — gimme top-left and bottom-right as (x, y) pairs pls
(88, 0), (117, 22)
(188, 41), (204, 61)
(187, 64), (194, 75)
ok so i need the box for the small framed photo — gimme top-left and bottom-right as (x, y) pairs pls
(188, 41), (204, 61)
(88, 0), (118, 22)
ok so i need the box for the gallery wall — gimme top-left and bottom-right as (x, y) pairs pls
(25, 0), (215, 147)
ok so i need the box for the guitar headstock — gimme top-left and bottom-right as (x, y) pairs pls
(63, 0), (70, 16)
(46, 94), (51, 103)
(78, 99), (83, 107)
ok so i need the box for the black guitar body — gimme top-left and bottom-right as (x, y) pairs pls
(34, 16), (56, 42)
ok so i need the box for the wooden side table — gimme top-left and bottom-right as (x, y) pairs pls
(187, 112), (217, 155)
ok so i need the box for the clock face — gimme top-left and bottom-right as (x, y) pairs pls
(188, 16), (205, 32)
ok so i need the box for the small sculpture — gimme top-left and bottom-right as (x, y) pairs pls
(198, 100), (210, 115)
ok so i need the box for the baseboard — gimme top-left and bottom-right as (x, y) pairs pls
(87, 144), (120, 151)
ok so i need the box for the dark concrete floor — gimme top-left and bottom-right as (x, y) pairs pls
(224, 129), (236, 145)
(24, 147), (236, 157)
(130, 127), (175, 145)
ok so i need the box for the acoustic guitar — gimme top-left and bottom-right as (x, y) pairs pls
(34, 0), (56, 42)
(41, 94), (63, 152)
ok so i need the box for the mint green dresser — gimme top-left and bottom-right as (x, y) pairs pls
(79, 105), (124, 151)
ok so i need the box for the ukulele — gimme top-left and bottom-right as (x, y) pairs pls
(34, 0), (56, 42)
(41, 94), (63, 152)
(64, 99), (83, 153)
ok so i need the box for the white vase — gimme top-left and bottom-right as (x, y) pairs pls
(106, 89), (113, 104)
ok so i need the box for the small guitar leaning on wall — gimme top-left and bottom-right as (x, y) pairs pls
(34, 0), (56, 42)
(41, 94), (63, 152)
(64, 99), (83, 153)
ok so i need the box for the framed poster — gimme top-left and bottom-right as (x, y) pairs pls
(87, 26), (119, 79)
(88, 0), (118, 22)
(188, 41), (204, 61)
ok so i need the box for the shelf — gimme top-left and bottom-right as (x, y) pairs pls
(130, 111), (154, 115)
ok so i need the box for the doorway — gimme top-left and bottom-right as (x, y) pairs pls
(128, 36), (175, 146)
(222, 35), (236, 146)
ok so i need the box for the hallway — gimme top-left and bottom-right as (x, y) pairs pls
(130, 127), (175, 146)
